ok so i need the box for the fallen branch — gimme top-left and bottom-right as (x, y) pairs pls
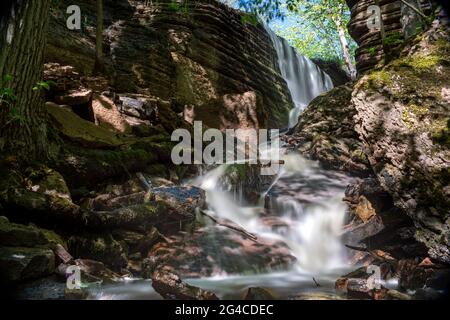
(400, 0), (427, 19)
(312, 277), (321, 287)
(345, 244), (397, 264)
(345, 244), (368, 252)
(200, 210), (258, 242)
(136, 172), (152, 191)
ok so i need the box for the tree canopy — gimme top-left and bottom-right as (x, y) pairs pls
(237, 0), (357, 77)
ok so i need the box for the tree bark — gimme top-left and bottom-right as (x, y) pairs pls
(93, 0), (105, 74)
(0, 0), (51, 160)
(334, 5), (357, 80)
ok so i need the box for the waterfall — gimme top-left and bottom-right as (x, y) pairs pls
(195, 25), (347, 275)
(264, 25), (334, 128)
(196, 153), (350, 274)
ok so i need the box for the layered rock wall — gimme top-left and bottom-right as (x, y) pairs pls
(46, 0), (295, 129)
(346, 0), (433, 73)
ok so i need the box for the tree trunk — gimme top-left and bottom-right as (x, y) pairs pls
(0, 0), (51, 160)
(93, 0), (105, 74)
(334, 15), (357, 80)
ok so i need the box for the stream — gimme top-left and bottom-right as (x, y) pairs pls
(89, 23), (355, 300)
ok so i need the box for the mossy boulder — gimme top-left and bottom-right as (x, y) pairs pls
(288, 85), (371, 176)
(47, 102), (123, 149)
(0, 217), (67, 250)
(68, 234), (127, 270)
(0, 247), (55, 283)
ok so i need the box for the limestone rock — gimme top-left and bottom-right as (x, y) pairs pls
(47, 102), (123, 148)
(46, 0), (295, 128)
(287, 85), (371, 176)
(346, 0), (433, 73)
(352, 18), (450, 263)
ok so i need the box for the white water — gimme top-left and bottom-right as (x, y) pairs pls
(195, 25), (344, 274)
(196, 152), (350, 274)
(264, 24), (334, 128)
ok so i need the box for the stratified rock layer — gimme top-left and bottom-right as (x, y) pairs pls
(352, 18), (450, 263)
(346, 0), (433, 73)
(46, 0), (294, 129)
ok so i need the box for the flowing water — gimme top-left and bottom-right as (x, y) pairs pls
(90, 23), (353, 300)
(264, 24), (334, 128)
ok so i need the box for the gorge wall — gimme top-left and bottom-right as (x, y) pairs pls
(289, 10), (450, 267)
(46, 0), (295, 129)
(346, 0), (434, 73)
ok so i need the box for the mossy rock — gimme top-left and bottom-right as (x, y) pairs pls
(0, 246), (55, 283)
(47, 102), (123, 149)
(68, 233), (127, 270)
(0, 217), (67, 250)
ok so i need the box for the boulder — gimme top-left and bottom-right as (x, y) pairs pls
(54, 89), (93, 106)
(287, 85), (371, 177)
(57, 258), (121, 284)
(0, 218), (48, 248)
(0, 216), (67, 250)
(47, 102), (122, 148)
(151, 268), (219, 300)
(147, 226), (295, 278)
(0, 247), (55, 283)
(244, 287), (275, 300)
(91, 94), (131, 133)
(68, 234), (128, 270)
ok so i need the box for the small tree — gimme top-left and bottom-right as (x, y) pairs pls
(93, 0), (105, 74)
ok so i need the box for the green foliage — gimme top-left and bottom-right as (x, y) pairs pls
(33, 80), (54, 92)
(383, 32), (404, 47)
(270, 0), (356, 65)
(0, 74), (17, 108)
(241, 12), (259, 25)
(368, 47), (377, 57)
(168, 0), (189, 14)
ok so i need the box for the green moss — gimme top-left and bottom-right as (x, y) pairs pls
(365, 70), (393, 89)
(47, 103), (123, 148)
(383, 32), (404, 47)
(40, 228), (67, 249)
(431, 118), (450, 148)
(368, 47), (377, 57)
(351, 149), (366, 162)
(394, 55), (441, 71)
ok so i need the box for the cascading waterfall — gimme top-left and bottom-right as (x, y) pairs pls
(92, 21), (350, 300)
(264, 24), (334, 128)
(196, 25), (347, 276)
(197, 152), (350, 274)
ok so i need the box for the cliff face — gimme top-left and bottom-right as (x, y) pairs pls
(346, 0), (433, 73)
(46, 0), (294, 129)
(352, 16), (450, 263)
(290, 13), (450, 265)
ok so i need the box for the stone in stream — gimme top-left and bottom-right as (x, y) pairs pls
(0, 247), (55, 283)
(146, 226), (296, 279)
(244, 287), (275, 300)
(151, 268), (218, 300)
(68, 234), (128, 270)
